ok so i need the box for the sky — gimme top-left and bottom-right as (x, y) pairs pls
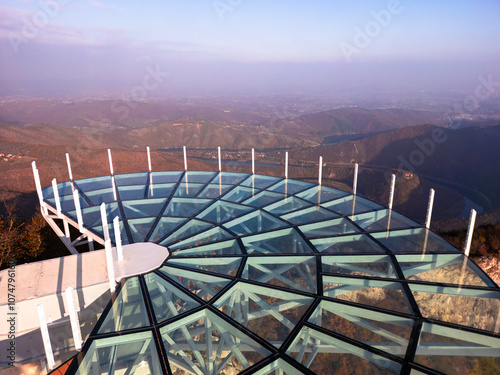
(1, 0), (499, 97)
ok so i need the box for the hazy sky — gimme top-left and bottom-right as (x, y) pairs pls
(1, 0), (499, 97)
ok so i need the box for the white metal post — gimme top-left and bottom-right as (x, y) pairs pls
(218, 146), (222, 172)
(65, 286), (82, 351)
(147, 146), (152, 172)
(425, 188), (435, 229)
(183, 146), (188, 171)
(464, 209), (477, 257)
(52, 178), (62, 217)
(73, 189), (84, 233)
(104, 238), (116, 293)
(66, 153), (73, 181)
(353, 163), (359, 195)
(252, 148), (255, 174)
(388, 174), (396, 210)
(285, 151), (289, 179)
(100, 203), (110, 242)
(108, 149), (114, 175)
(113, 216), (123, 261)
(37, 304), (55, 371)
(318, 156), (323, 186)
(32, 162), (47, 215)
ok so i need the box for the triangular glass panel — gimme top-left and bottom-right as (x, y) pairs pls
(169, 226), (234, 249)
(162, 197), (212, 217)
(224, 210), (288, 235)
(214, 282), (314, 347)
(122, 198), (167, 219)
(396, 254), (494, 287)
(173, 182), (204, 197)
(415, 322), (500, 374)
(322, 255), (398, 278)
(166, 257), (242, 277)
(93, 216), (129, 245)
(114, 172), (148, 186)
(160, 309), (271, 375)
(197, 183), (234, 198)
(80, 205), (104, 227)
(371, 228), (461, 254)
(159, 266), (231, 302)
(298, 218), (359, 239)
(409, 283), (500, 331)
(243, 228), (315, 254)
(117, 185), (146, 200)
(268, 179), (313, 194)
(281, 206), (339, 225)
(150, 170), (182, 184)
(287, 326), (402, 374)
(74, 175), (112, 193)
(323, 275), (413, 314)
(74, 331), (162, 375)
(243, 190), (286, 208)
(197, 200), (253, 224)
(160, 219), (213, 246)
(85, 187), (116, 205)
(264, 196), (312, 215)
(308, 300), (413, 358)
(128, 217), (157, 242)
(182, 171), (217, 183)
(241, 174), (281, 189)
(149, 217), (186, 243)
(243, 256), (317, 292)
(171, 239), (243, 257)
(211, 172), (249, 185)
(222, 185), (256, 203)
(311, 234), (386, 254)
(352, 209), (420, 232)
(98, 277), (150, 334)
(144, 272), (200, 323)
(249, 358), (308, 375)
(322, 195), (383, 215)
(58, 193), (90, 214)
(147, 182), (176, 198)
(297, 185), (348, 204)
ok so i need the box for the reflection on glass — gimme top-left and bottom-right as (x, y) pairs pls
(322, 255), (397, 278)
(311, 234), (385, 254)
(243, 228), (314, 254)
(224, 210), (287, 235)
(299, 218), (359, 238)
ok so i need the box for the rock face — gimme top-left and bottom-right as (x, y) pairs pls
(475, 256), (500, 285)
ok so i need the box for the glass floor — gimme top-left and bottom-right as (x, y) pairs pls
(42, 171), (500, 375)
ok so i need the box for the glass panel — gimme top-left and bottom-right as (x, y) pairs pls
(85, 187), (116, 205)
(243, 256), (317, 292)
(415, 322), (500, 374)
(298, 218), (359, 238)
(241, 174), (281, 189)
(144, 272), (200, 323)
(118, 185), (146, 200)
(160, 219), (213, 246)
(322, 195), (383, 215)
(169, 226), (234, 249)
(264, 196), (312, 215)
(93, 216), (129, 245)
(372, 228), (461, 254)
(297, 185), (348, 204)
(171, 239), (243, 257)
(162, 197), (213, 217)
(53, 193), (90, 213)
(222, 185), (256, 203)
(147, 182), (176, 198)
(166, 257), (242, 277)
(149, 217), (186, 243)
(243, 190), (286, 208)
(159, 266), (231, 301)
(224, 210), (288, 235)
(173, 182), (205, 197)
(323, 276), (413, 314)
(211, 172), (249, 185)
(151, 170), (182, 184)
(215, 282), (314, 346)
(311, 234), (386, 254)
(281, 206), (339, 225)
(322, 255), (397, 278)
(74, 331), (162, 375)
(74, 175), (112, 192)
(352, 209), (420, 232)
(249, 358), (307, 375)
(308, 300), (413, 358)
(396, 254), (494, 287)
(98, 277), (150, 333)
(77, 202), (120, 228)
(122, 198), (167, 219)
(128, 217), (157, 242)
(45, 180), (74, 198)
(198, 183), (234, 198)
(113, 172), (148, 186)
(197, 200), (253, 224)
(182, 171), (217, 183)
(287, 327), (401, 374)
(160, 309), (271, 375)
(409, 284), (500, 331)
(268, 179), (313, 194)
(243, 228), (314, 254)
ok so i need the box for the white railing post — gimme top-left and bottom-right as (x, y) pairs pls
(218, 146), (222, 172)
(108, 149), (114, 175)
(318, 156), (323, 186)
(464, 209), (477, 257)
(65, 286), (83, 351)
(100, 203), (110, 242)
(388, 174), (396, 210)
(37, 304), (55, 371)
(113, 216), (123, 261)
(105, 238), (116, 293)
(425, 188), (435, 229)
(353, 163), (359, 195)
(73, 189), (84, 233)
(66, 153), (73, 181)
(252, 148), (255, 175)
(52, 178), (62, 217)
(147, 146), (152, 172)
(183, 146), (188, 171)
(285, 151), (288, 179)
